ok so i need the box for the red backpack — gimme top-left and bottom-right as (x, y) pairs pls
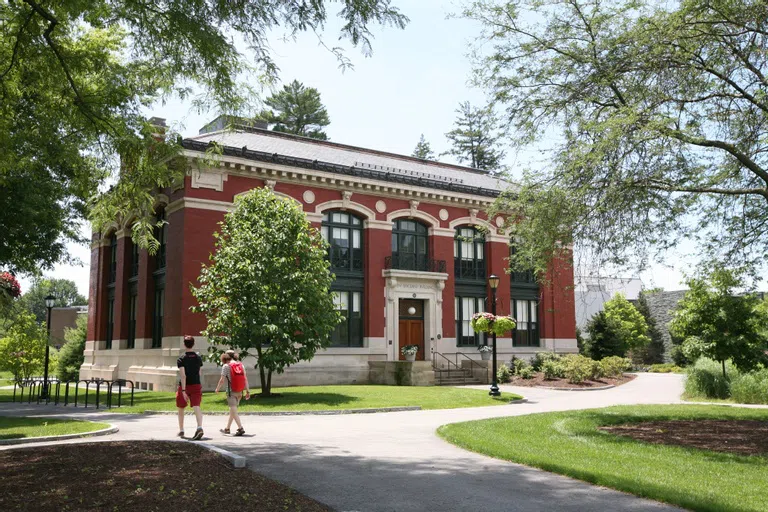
(228, 361), (246, 393)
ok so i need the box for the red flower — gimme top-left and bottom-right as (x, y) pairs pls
(0, 272), (21, 298)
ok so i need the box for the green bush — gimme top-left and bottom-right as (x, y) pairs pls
(510, 357), (530, 376)
(685, 357), (736, 399)
(497, 364), (512, 384)
(56, 316), (87, 382)
(519, 366), (534, 379)
(542, 360), (563, 379)
(599, 356), (631, 378)
(731, 370), (768, 404)
(531, 351), (561, 371)
(649, 363), (683, 373)
(562, 354), (598, 384)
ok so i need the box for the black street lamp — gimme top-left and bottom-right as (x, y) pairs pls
(42, 294), (56, 399)
(488, 274), (501, 397)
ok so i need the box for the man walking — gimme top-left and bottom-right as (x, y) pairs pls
(177, 335), (204, 440)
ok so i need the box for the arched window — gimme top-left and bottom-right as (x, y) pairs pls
(321, 210), (364, 347)
(108, 233), (118, 284)
(105, 232), (117, 350)
(321, 211), (363, 274)
(391, 219), (429, 271)
(454, 226), (485, 281)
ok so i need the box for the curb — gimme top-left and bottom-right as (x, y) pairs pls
(534, 384), (615, 391)
(0, 425), (119, 446)
(196, 441), (246, 468)
(144, 406), (422, 416)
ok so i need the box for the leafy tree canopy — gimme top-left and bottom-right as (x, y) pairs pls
(0, 310), (47, 383)
(0, 1), (408, 274)
(670, 267), (768, 377)
(259, 80), (331, 139)
(20, 278), (87, 324)
(412, 134), (436, 160)
(467, 0), (768, 276)
(443, 101), (505, 171)
(192, 188), (342, 396)
(584, 292), (649, 359)
(56, 315), (87, 382)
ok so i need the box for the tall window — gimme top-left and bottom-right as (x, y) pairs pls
(130, 239), (139, 278)
(106, 292), (115, 350)
(513, 299), (539, 347)
(331, 291), (363, 347)
(321, 211), (363, 273)
(509, 244), (536, 284)
(127, 286), (137, 349)
(108, 234), (117, 284)
(454, 226), (485, 281)
(155, 208), (167, 270)
(152, 284), (164, 348)
(455, 296), (485, 347)
(392, 219), (429, 271)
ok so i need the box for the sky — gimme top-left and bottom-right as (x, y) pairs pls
(20, 0), (696, 299)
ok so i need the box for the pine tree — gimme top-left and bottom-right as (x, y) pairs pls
(633, 292), (666, 364)
(412, 134), (435, 160)
(443, 102), (505, 171)
(259, 80), (331, 140)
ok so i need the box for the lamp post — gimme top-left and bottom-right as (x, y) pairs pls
(42, 294), (56, 399)
(488, 274), (501, 397)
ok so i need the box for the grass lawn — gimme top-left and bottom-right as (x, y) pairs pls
(0, 370), (13, 387)
(437, 405), (768, 512)
(0, 385), (519, 413)
(0, 416), (110, 440)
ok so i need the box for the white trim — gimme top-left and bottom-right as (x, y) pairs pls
(386, 208), (440, 227)
(167, 197), (234, 214)
(234, 189), (301, 206)
(429, 227), (455, 237)
(315, 199), (376, 220)
(365, 220), (393, 230)
(448, 216), (497, 235)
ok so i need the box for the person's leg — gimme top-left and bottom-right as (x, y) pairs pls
(177, 407), (185, 435)
(193, 405), (203, 429)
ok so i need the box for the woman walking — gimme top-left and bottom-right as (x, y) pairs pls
(215, 350), (249, 436)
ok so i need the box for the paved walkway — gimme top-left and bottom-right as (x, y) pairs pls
(0, 374), (688, 511)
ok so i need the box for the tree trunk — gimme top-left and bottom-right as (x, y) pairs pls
(258, 360), (268, 396)
(721, 359), (727, 381)
(266, 370), (272, 396)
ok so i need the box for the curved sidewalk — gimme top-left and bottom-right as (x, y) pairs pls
(0, 373), (686, 511)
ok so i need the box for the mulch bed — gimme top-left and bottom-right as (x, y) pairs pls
(600, 420), (768, 456)
(0, 441), (331, 512)
(509, 373), (636, 389)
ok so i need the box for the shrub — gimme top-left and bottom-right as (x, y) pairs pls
(497, 364), (512, 384)
(599, 356), (631, 378)
(519, 366), (534, 379)
(56, 316), (87, 381)
(542, 360), (563, 379)
(511, 357), (530, 376)
(684, 357), (736, 399)
(562, 354), (598, 384)
(531, 351), (561, 371)
(731, 370), (768, 404)
(649, 363), (683, 373)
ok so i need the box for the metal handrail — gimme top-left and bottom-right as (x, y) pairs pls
(432, 351), (470, 385)
(455, 352), (489, 384)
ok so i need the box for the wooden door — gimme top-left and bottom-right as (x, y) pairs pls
(398, 299), (425, 361)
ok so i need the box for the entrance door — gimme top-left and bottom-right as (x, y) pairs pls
(398, 299), (425, 361)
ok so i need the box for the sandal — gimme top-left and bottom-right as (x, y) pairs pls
(234, 428), (245, 436)
(177, 431), (184, 438)
(220, 428), (230, 435)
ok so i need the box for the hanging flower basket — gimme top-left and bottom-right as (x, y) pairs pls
(471, 313), (516, 336)
(0, 272), (21, 309)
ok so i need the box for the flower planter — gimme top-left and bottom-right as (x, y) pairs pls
(480, 351), (491, 361)
(405, 353), (416, 362)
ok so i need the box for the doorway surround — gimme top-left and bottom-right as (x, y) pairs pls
(383, 269), (448, 362)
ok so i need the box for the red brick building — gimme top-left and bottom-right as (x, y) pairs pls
(82, 118), (577, 390)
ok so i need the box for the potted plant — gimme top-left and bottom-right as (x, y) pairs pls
(477, 345), (493, 361)
(401, 344), (419, 362)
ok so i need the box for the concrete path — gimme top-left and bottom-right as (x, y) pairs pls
(0, 374), (688, 511)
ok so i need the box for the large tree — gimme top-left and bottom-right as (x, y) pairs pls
(465, 0), (768, 275)
(584, 293), (649, 359)
(670, 267), (768, 378)
(0, 310), (47, 384)
(412, 134), (436, 160)
(443, 101), (505, 171)
(259, 80), (331, 139)
(192, 189), (342, 397)
(20, 278), (87, 324)
(0, 1), (407, 274)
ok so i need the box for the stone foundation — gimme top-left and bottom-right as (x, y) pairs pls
(368, 361), (435, 386)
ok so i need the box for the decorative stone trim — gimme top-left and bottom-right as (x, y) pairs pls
(314, 199), (376, 220)
(302, 190), (316, 204)
(375, 200), (387, 213)
(386, 208), (440, 227)
(190, 169), (228, 191)
(365, 220), (393, 231)
(429, 227), (455, 238)
(448, 216), (497, 235)
(439, 209), (449, 221)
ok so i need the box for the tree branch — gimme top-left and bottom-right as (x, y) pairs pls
(0, 10), (34, 81)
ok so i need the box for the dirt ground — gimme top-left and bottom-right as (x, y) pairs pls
(509, 373), (636, 389)
(0, 441), (331, 512)
(600, 420), (768, 456)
